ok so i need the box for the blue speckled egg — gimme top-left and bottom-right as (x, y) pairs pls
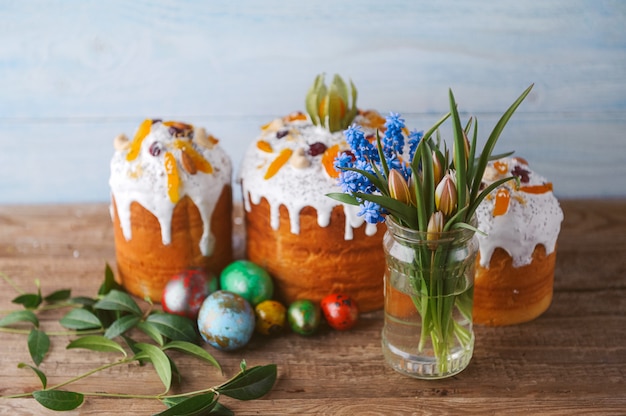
(197, 291), (255, 351)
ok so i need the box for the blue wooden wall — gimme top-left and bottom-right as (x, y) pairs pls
(1, 0), (625, 204)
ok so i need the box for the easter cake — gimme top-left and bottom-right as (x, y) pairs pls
(473, 157), (563, 326)
(109, 119), (233, 301)
(239, 75), (387, 312)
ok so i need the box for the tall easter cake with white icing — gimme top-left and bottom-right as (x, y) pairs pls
(110, 119), (232, 301)
(473, 157), (563, 326)
(239, 75), (387, 311)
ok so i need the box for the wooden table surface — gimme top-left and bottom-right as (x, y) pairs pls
(0, 200), (625, 415)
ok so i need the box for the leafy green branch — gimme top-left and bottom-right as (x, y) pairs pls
(0, 265), (278, 414)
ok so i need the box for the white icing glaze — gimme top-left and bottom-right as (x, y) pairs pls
(109, 121), (232, 256)
(475, 157), (563, 268)
(239, 113), (380, 240)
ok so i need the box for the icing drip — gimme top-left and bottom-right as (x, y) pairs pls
(476, 157), (563, 268)
(240, 113), (381, 239)
(109, 121), (232, 256)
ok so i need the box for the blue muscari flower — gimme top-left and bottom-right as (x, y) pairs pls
(408, 129), (424, 162)
(382, 112), (406, 156)
(345, 124), (377, 162)
(336, 154), (377, 196)
(386, 153), (403, 172)
(358, 200), (385, 224)
(337, 170), (361, 194)
(334, 152), (354, 170)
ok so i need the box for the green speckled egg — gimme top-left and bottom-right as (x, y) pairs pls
(220, 260), (274, 306)
(287, 299), (321, 336)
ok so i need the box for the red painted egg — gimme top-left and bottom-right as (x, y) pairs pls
(320, 293), (359, 331)
(162, 268), (217, 319)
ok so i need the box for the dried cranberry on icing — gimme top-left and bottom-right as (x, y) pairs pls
(149, 142), (163, 156)
(308, 142), (327, 156)
(512, 165), (531, 183)
(276, 130), (289, 139)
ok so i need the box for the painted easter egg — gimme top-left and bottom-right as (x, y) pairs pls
(197, 291), (255, 351)
(254, 300), (287, 336)
(321, 293), (359, 331)
(220, 260), (274, 306)
(287, 299), (321, 336)
(161, 268), (217, 319)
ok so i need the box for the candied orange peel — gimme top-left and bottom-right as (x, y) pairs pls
(264, 148), (293, 180)
(173, 140), (213, 174)
(493, 160), (509, 175)
(164, 151), (181, 203)
(126, 119), (152, 161)
(359, 110), (387, 131)
(256, 140), (273, 153)
(520, 183), (553, 194)
(283, 112), (307, 123)
(322, 144), (341, 178)
(493, 188), (510, 216)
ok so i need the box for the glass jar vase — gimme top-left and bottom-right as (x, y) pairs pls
(382, 217), (478, 379)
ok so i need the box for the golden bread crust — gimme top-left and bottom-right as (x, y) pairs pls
(112, 186), (232, 301)
(473, 245), (555, 326)
(244, 195), (385, 312)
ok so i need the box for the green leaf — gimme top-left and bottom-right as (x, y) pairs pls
(352, 192), (418, 229)
(60, 308), (102, 330)
(466, 117), (478, 184)
(208, 402), (234, 415)
(67, 335), (127, 356)
(32, 390), (84, 411)
(326, 192), (360, 206)
(28, 328), (50, 366)
(17, 362), (47, 389)
(94, 289), (142, 316)
(375, 131), (390, 179)
(411, 170), (428, 232)
(339, 166), (387, 195)
(146, 313), (198, 343)
(486, 151), (515, 161)
(420, 140), (435, 218)
(104, 315), (141, 339)
(137, 321), (165, 346)
(121, 335), (146, 365)
(44, 289), (71, 303)
(99, 263), (123, 296)
(12, 292), (42, 309)
(449, 88), (468, 211)
(168, 355), (182, 385)
(163, 340), (221, 372)
(135, 343), (172, 392)
(156, 393), (217, 416)
(217, 364), (278, 401)
(69, 296), (97, 307)
(161, 396), (188, 408)
(0, 310), (39, 328)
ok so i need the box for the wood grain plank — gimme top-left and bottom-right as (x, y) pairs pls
(0, 200), (625, 414)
